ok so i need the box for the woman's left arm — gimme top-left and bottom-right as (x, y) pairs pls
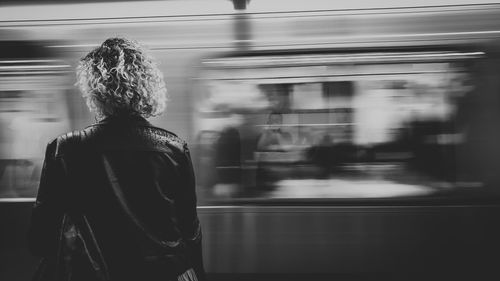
(27, 139), (66, 257)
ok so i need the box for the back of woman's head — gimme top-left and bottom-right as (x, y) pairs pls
(76, 37), (167, 118)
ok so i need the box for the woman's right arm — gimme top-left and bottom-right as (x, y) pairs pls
(28, 140), (65, 257)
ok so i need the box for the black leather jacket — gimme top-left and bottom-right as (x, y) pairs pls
(28, 115), (204, 281)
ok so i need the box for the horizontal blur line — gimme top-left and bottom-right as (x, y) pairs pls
(246, 37), (500, 48)
(245, 5), (500, 18)
(164, 39), (496, 52)
(0, 3), (499, 25)
(0, 198), (35, 203)
(2, 6), (500, 28)
(0, 199), (498, 209)
(256, 123), (352, 127)
(0, 60), (61, 64)
(47, 32), (500, 50)
(346, 31), (500, 38)
(245, 3), (500, 16)
(248, 33), (500, 46)
(205, 52), (484, 68)
(203, 70), (452, 81)
(49, 45), (233, 51)
(0, 65), (70, 70)
(197, 205), (500, 209)
(0, 18), (234, 27)
(48, 44), (97, 48)
(0, 71), (71, 75)
(48, 43), (230, 49)
(0, 14), (234, 24)
(53, 39), (482, 51)
(206, 52), (484, 63)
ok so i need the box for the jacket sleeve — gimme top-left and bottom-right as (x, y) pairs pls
(175, 143), (206, 280)
(28, 139), (66, 257)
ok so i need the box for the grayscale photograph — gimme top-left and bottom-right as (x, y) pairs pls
(0, 1), (499, 281)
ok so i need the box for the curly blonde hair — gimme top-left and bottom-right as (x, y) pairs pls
(76, 38), (167, 118)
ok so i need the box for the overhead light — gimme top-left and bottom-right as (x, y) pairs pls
(231, 0), (251, 10)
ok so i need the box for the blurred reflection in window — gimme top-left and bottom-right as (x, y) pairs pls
(213, 125), (242, 197)
(196, 52), (488, 201)
(257, 112), (292, 151)
(0, 60), (71, 198)
(259, 84), (290, 111)
(255, 112), (293, 194)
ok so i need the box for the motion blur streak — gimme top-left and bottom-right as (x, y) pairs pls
(1, 1), (500, 281)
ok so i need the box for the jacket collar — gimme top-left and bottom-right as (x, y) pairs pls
(97, 114), (152, 127)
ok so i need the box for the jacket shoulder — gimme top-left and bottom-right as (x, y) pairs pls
(145, 126), (188, 152)
(51, 127), (100, 157)
(50, 125), (187, 155)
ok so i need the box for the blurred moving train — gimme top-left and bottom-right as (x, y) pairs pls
(1, 0), (500, 280)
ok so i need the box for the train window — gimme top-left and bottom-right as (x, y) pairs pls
(194, 50), (496, 202)
(0, 45), (72, 199)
